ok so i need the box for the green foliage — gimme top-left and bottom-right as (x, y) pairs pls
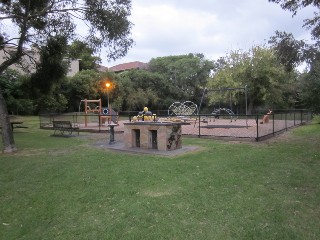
(269, 0), (320, 39)
(208, 46), (297, 113)
(0, 69), (34, 115)
(113, 70), (169, 111)
(0, 0), (133, 68)
(84, 0), (133, 60)
(148, 53), (214, 104)
(125, 87), (159, 110)
(268, 31), (306, 72)
(30, 36), (68, 94)
(65, 70), (115, 111)
(312, 114), (320, 123)
(268, 0), (320, 114)
(112, 54), (214, 111)
(298, 58), (320, 113)
(68, 40), (101, 70)
(36, 94), (68, 113)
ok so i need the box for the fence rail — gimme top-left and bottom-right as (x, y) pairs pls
(39, 110), (312, 141)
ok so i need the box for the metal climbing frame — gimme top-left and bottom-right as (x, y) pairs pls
(211, 108), (238, 122)
(168, 101), (198, 116)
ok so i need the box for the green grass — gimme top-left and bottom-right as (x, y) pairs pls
(1, 116), (320, 239)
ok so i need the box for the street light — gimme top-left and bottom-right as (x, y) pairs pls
(105, 82), (111, 108)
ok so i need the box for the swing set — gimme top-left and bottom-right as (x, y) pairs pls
(198, 85), (248, 116)
(191, 86), (248, 128)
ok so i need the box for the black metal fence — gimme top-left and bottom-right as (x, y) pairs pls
(39, 109), (312, 141)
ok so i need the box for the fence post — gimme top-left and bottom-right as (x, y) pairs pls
(256, 114), (259, 141)
(98, 114), (101, 132)
(285, 112), (287, 130)
(198, 114), (201, 138)
(272, 112), (275, 136)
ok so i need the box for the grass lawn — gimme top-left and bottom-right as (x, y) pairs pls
(1, 116), (320, 239)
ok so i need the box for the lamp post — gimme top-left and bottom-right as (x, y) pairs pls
(105, 82), (111, 108)
(105, 81), (116, 144)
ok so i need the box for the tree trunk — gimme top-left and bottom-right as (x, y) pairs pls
(0, 89), (17, 153)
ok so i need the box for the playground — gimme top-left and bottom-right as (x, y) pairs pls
(40, 109), (311, 141)
(38, 95), (311, 143)
(1, 116), (320, 239)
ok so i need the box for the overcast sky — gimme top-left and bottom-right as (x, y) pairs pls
(102, 0), (315, 68)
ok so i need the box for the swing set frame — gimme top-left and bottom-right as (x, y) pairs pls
(198, 85), (248, 115)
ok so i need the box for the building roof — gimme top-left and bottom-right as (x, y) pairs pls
(109, 61), (147, 72)
(96, 64), (108, 72)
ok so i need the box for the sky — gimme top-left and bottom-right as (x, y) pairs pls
(102, 0), (316, 68)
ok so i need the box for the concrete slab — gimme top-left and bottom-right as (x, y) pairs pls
(92, 141), (201, 157)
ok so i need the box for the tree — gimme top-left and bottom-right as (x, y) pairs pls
(29, 36), (68, 96)
(68, 40), (101, 70)
(268, 0), (320, 40)
(148, 54), (214, 105)
(66, 69), (104, 111)
(298, 55), (320, 113)
(0, 0), (133, 153)
(269, 0), (320, 112)
(268, 31), (306, 72)
(207, 46), (297, 113)
(0, 69), (34, 114)
(112, 70), (161, 111)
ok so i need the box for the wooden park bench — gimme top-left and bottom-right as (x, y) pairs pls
(52, 121), (79, 136)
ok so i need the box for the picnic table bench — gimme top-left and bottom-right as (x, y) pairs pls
(10, 121), (28, 129)
(0, 121), (28, 131)
(52, 121), (79, 136)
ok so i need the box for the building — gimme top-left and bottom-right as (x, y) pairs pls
(109, 61), (148, 73)
(96, 64), (109, 72)
(0, 46), (80, 77)
(66, 58), (80, 77)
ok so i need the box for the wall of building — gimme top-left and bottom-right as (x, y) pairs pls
(0, 46), (79, 77)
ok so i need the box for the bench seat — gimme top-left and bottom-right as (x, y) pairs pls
(52, 121), (79, 136)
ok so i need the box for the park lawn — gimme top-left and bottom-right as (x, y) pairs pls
(1, 116), (320, 239)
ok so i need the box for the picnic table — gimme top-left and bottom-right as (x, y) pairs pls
(0, 121), (27, 132)
(10, 121), (24, 129)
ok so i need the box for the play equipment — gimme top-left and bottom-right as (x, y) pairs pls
(212, 108), (237, 122)
(79, 99), (118, 127)
(132, 107), (157, 122)
(260, 109), (272, 124)
(168, 101), (198, 116)
(198, 86), (248, 115)
(82, 99), (102, 114)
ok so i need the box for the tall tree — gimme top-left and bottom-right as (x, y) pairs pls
(64, 69), (113, 111)
(0, 69), (33, 115)
(269, 0), (320, 112)
(148, 54), (214, 104)
(0, 0), (133, 153)
(268, 0), (320, 40)
(207, 46), (297, 113)
(68, 40), (101, 70)
(298, 54), (320, 113)
(268, 31), (306, 72)
(112, 70), (161, 111)
(29, 36), (68, 95)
